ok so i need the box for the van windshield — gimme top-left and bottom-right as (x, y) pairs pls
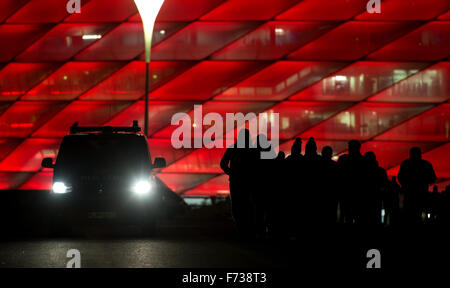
(56, 135), (151, 177)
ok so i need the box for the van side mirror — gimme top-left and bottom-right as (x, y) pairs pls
(153, 157), (166, 169)
(41, 157), (54, 169)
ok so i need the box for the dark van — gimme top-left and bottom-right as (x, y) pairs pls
(41, 121), (167, 234)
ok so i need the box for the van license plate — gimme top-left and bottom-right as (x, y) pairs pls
(88, 212), (117, 219)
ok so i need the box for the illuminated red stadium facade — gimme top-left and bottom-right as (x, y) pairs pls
(0, 0), (448, 197)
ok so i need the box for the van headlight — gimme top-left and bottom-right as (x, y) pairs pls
(132, 180), (152, 195)
(52, 182), (68, 194)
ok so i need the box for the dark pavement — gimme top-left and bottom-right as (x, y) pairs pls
(2, 224), (450, 269)
(0, 237), (277, 268)
(0, 218), (284, 268)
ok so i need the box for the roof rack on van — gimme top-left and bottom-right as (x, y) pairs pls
(70, 120), (141, 134)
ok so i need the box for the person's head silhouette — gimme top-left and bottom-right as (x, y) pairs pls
(364, 151), (376, 161)
(276, 151), (285, 160)
(410, 146), (422, 160)
(291, 137), (302, 156)
(321, 146), (333, 161)
(348, 140), (361, 156)
(305, 137), (317, 156)
(364, 151), (379, 166)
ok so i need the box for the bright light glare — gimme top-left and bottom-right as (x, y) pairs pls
(133, 180), (152, 195)
(53, 182), (68, 194)
(134, 0), (165, 63)
(82, 34), (102, 40)
(275, 28), (285, 35)
(335, 75), (347, 81)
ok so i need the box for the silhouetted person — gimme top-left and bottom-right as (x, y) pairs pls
(304, 137), (321, 162)
(321, 146), (333, 162)
(321, 146), (338, 225)
(252, 134), (274, 238)
(338, 140), (368, 224)
(429, 185), (440, 223)
(303, 137), (323, 228)
(397, 147), (436, 225)
(266, 151), (287, 238)
(281, 137), (304, 238)
(442, 185), (450, 225)
(220, 129), (257, 237)
(363, 151), (387, 226)
(286, 137), (303, 161)
(384, 176), (401, 225)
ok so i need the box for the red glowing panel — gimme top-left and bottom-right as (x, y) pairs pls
(276, 0), (367, 20)
(0, 101), (67, 138)
(0, 63), (60, 100)
(183, 175), (230, 196)
(367, 22), (450, 61)
(150, 22), (259, 60)
(368, 62), (450, 103)
(360, 141), (440, 170)
(376, 104), (450, 142)
(0, 103), (10, 114)
(387, 143), (450, 179)
(162, 148), (226, 174)
(16, 23), (115, 61)
(19, 172), (52, 190)
(106, 100), (199, 137)
(291, 61), (430, 101)
(300, 103), (433, 140)
(0, 139), (22, 162)
(438, 10), (450, 20)
(416, 143), (450, 179)
(0, 138), (61, 172)
(434, 179), (450, 192)
(153, 100), (275, 139)
(156, 173), (216, 194)
(212, 22), (337, 60)
(355, 0), (450, 20)
(76, 22), (186, 61)
(0, 0), (28, 22)
(32, 101), (131, 138)
(0, 24), (50, 62)
(65, 0), (136, 22)
(5, 0), (73, 23)
(387, 142), (450, 179)
(22, 62), (123, 100)
(80, 61), (194, 100)
(201, 0), (299, 20)
(148, 139), (193, 166)
(215, 61), (347, 101)
(267, 102), (353, 140)
(0, 172), (31, 190)
(150, 61), (267, 100)
(288, 21), (419, 60)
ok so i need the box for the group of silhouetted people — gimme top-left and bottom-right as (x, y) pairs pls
(220, 129), (444, 239)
